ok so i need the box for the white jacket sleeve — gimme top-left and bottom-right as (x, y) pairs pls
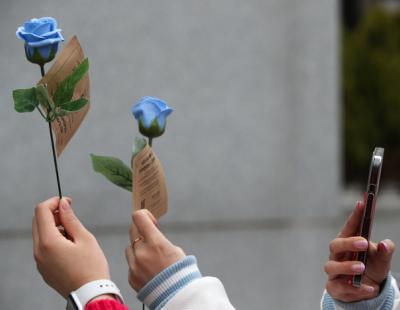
(164, 277), (235, 310)
(137, 255), (235, 310)
(321, 274), (400, 310)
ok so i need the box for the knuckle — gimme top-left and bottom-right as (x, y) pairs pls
(39, 238), (54, 252)
(135, 248), (148, 263)
(329, 240), (336, 253)
(65, 212), (77, 222)
(133, 210), (148, 223)
(324, 262), (331, 274)
(132, 210), (143, 221)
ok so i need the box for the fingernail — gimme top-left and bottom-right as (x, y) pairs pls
(364, 285), (375, 293)
(354, 239), (368, 250)
(60, 198), (71, 211)
(351, 263), (365, 273)
(380, 241), (389, 252)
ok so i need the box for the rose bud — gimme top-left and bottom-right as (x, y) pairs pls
(132, 97), (173, 140)
(16, 17), (64, 66)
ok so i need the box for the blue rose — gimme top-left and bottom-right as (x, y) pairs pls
(16, 17), (64, 65)
(132, 97), (173, 140)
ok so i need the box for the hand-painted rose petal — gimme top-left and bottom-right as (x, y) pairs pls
(157, 108), (173, 129)
(27, 36), (63, 47)
(31, 22), (53, 35)
(141, 103), (162, 128)
(142, 96), (167, 110)
(17, 31), (44, 42)
(40, 30), (64, 40)
(23, 21), (40, 32)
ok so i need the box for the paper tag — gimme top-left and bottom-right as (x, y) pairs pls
(132, 145), (168, 218)
(39, 36), (90, 157)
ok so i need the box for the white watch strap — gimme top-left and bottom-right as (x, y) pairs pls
(70, 279), (124, 309)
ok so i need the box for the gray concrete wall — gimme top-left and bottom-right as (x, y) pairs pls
(0, 0), (341, 308)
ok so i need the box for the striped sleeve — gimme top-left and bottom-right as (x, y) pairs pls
(321, 274), (400, 310)
(137, 255), (202, 310)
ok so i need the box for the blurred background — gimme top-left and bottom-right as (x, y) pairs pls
(0, 0), (399, 308)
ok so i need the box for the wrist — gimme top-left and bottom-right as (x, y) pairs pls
(66, 279), (124, 310)
(138, 255), (202, 310)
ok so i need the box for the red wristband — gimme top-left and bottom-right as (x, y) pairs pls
(85, 299), (129, 310)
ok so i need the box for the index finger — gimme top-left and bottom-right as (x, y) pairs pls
(337, 201), (364, 238)
(35, 197), (61, 240)
(132, 210), (165, 242)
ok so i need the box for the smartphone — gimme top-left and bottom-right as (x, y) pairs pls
(352, 147), (384, 287)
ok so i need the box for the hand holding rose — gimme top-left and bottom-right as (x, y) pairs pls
(125, 209), (185, 291)
(32, 197), (110, 298)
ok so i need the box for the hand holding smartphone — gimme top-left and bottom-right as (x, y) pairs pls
(351, 147), (384, 287)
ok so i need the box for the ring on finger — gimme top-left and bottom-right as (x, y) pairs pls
(131, 235), (144, 247)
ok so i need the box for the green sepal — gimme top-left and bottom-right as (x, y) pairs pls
(53, 58), (89, 106)
(60, 97), (88, 112)
(12, 87), (38, 112)
(24, 44), (57, 66)
(90, 154), (132, 192)
(138, 118), (165, 138)
(132, 137), (147, 157)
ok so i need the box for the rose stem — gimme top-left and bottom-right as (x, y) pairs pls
(40, 64), (45, 78)
(40, 64), (63, 200)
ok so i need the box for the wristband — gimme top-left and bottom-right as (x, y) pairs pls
(66, 279), (124, 310)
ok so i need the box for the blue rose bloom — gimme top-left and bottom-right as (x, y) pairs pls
(16, 17), (64, 65)
(132, 97), (173, 139)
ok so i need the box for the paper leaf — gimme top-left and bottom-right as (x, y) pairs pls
(39, 36), (90, 157)
(12, 87), (38, 112)
(90, 154), (132, 192)
(53, 57), (89, 106)
(60, 97), (88, 112)
(132, 137), (147, 157)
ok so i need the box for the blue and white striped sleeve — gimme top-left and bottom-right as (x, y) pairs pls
(137, 255), (202, 310)
(321, 274), (400, 310)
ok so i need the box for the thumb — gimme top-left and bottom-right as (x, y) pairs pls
(59, 198), (87, 240)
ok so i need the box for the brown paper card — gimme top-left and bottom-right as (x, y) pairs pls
(132, 145), (168, 218)
(39, 36), (90, 157)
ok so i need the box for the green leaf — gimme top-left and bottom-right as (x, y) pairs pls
(12, 87), (38, 112)
(132, 137), (147, 158)
(35, 84), (55, 110)
(53, 58), (89, 106)
(60, 97), (88, 112)
(90, 154), (132, 192)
